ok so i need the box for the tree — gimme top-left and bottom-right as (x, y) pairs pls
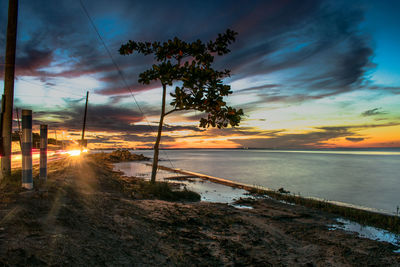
(119, 29), (244, 183)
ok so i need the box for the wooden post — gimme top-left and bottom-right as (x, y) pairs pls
(0, 95), (5, 159)
(62, 131), (65, 150)
(15, 107), (21, 149)
(40, 124), (47, 180)
(54, 129), (57, 147)
(21, 109), (32, 189)
(1, 0), (19, 177)
(81, 91), (89, 150)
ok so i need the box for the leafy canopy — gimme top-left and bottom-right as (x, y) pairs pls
(119, 29), (243, 128)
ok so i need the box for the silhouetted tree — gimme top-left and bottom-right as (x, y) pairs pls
(119, 29), (243, 183)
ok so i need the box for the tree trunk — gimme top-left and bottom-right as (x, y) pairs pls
(150, 84), (167, 183)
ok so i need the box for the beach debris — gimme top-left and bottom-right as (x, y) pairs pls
(164, 175), (198, 182)
(278, 187), (290, 194)
(234, 197), (257, 207)
(230, 204), (253, 209)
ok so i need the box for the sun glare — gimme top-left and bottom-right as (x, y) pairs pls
(67, 150), (82, 156)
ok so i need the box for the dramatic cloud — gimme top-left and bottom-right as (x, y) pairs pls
(34, 103), (144, 132)
(361, 108), (387, 117)
(316, 122), (400, 131)
(346, 137), (365, 142)
(231, 122), (399, 148)
(1, 0), (399, 148)
(230, 127), (352, 149)
(97, 83), (159, 96)
(368, 85), (400, 95)
(1, 0), (374, 95)
(222, 0), (374, 97)
(32, 99), (206, 138)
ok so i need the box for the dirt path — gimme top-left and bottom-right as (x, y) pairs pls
(0, 156), (399, 266)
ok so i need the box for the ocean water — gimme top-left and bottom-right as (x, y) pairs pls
(112, 161), (250, 203)
(130, 149), (400, 214)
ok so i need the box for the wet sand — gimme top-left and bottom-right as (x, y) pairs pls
(0, 155), (399, 266)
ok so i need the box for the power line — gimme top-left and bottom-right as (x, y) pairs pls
(78, 0), (145, 115)
(78, 0), (176, 169)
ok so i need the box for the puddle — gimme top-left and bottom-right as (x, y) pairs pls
(329, 218), (400, 252)
(114, 162), (250, 204)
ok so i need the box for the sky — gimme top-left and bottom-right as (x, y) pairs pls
(0, 0), (399, 149)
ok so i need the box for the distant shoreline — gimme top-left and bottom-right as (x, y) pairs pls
(91, 147), (400, 151)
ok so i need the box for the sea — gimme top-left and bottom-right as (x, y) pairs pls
(120, 148), (400, 215)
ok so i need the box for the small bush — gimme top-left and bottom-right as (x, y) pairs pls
(138, 181), (200, 202)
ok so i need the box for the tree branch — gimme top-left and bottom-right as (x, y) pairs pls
(164, 108), (185, 116)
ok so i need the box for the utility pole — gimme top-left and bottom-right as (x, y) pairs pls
(1, 0), (19, 178)
(0, 95), (6, 158)
(81, 91), (89, 150)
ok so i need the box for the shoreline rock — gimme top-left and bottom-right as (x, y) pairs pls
(93, 149), (150, 162)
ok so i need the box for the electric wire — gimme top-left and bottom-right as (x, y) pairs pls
(78, 0), (176, 170)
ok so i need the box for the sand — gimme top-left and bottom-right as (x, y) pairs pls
(0, 155), (399, 266)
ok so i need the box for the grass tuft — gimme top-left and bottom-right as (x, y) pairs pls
(0, 170), (23, 194)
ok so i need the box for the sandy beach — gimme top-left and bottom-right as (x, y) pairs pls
(0, 153), (399, 266)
